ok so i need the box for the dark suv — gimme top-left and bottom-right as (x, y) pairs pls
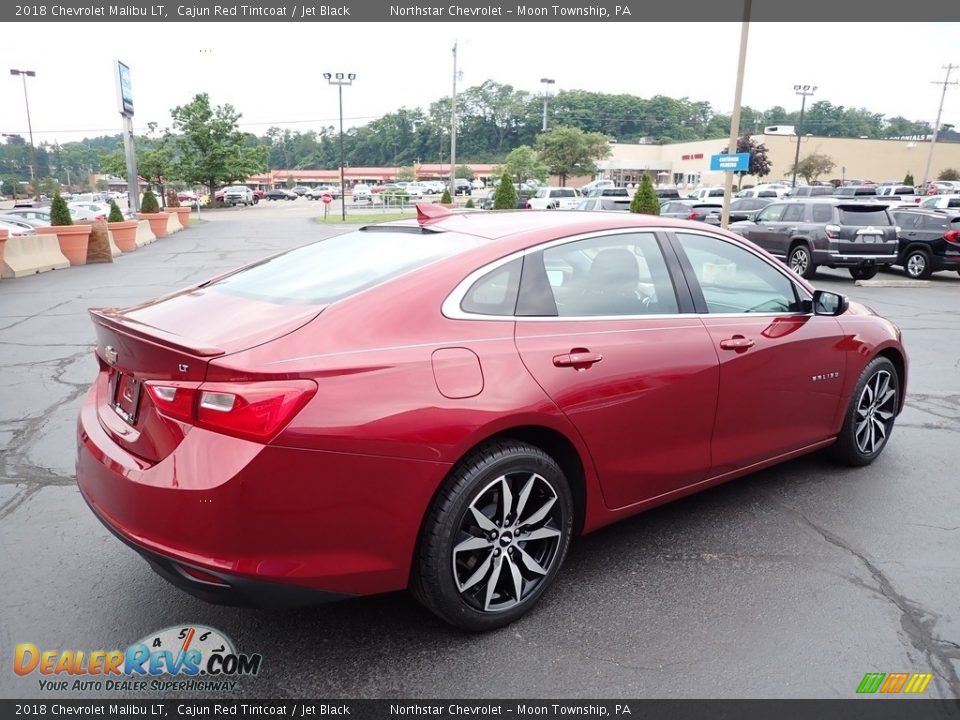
(730, 198), (899, 279)
(890, 209), (960, 278)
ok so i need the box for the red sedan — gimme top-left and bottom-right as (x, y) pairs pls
(77, 207), (907, 630)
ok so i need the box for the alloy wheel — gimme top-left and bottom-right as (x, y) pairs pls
(906, 252), (927, 278)
(789, 248), (809, 275)
(855, 369), (897, 455)
(452, 472), (563, 613)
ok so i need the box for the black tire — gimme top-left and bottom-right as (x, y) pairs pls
(903, 248), (932, 279)
(412, 440), (574, 632)
(849, 266), (879, 280)
(787, 244), (817, 279)
(830, 356), (899, 467)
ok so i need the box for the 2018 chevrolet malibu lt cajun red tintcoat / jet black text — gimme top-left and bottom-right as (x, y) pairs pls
(76, 206), (907, 631)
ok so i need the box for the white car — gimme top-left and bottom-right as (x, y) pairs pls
(68, 202), (110, 221)
(917, 194), (960, 210)
(0, 218), (37, 236)
(580, 179), (614, 196)
(526, 187), (581, 210)
(222, 185), (256, 206)
(404, 182), (428, 198)
(471, 179), (485, 191)
(688, 186), (727, 201)
(351, 184), (372, 203)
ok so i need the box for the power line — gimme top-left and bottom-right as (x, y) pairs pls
(921, 64), (959, 187)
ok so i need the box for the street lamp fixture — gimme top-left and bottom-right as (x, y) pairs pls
(324, 72), (356, 221)
(540, 78), (556, 132)
(10, 68), (39, 200)
(790, 84), (817, 188)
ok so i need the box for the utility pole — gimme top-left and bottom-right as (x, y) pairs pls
(920, 64), (958, 190)
(541, 78), (556, 132)
(719, 0), (751, 229)
(10, 69), (38, 200)
(449, 42), (458, 193)
(790, 84), (817, 189)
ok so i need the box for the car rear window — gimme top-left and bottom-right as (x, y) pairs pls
(838, 209), (891, 226)
(209, 229), (485, 305)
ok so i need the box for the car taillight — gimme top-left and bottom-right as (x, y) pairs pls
(687, 212), (701, 220)
(945, 230), (960, 245)
(145, 380), (317, 442)
(825, 224), (841, 239)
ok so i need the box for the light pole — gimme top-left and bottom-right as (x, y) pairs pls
(920, 64), (958, 190)
(10, 69), (39, 200)
(540, 78), (556, 132)
(719, 0), (751, 230)
(790, 84), (817, 188)
(323, 72), (355, 221)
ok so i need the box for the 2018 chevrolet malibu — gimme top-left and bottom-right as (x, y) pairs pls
(77, 207), (907, 631)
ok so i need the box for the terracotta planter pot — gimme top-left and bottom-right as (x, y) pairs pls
(38, 224), (92, 266)
(167, 206), (191, 228)
(139, 212), (170, 238)
(108, 220), (139, 252)
(0, 228), (7, 279)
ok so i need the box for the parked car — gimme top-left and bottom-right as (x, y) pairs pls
(658, 200), (695, 217)
(264, 189), (297, 201)
(451, 178), (473, 196)
(351, 184), (372, 203)
(0, 218), (37, 236)
(2, 207), (52, 226)
(68, 202), (110, 222)
(526, 187), (580, 210)
(789, 185), (836, 198)
(306, 186), (334, 200)
(917, 194), (960, 210)
(660, 200), (721, 221)
(222, 186), (258, 206)
(730, 198), (899, 280)
(834, 186), (877, 197)
(876, 185), (917, 199)
(655, 188), (681, 200)
(688, 186), (727, 201)
(177, 191), (199, 208)
(291, 186), (311, 197)
(586, 187), (630, 198)
(426, 181), (446, 195)
(889, 209), (960, 279)
(702, 197), (775, 226)
(405, 182), (429, 198)
(575, 197), (631, 212)
(75, 209), (907, 631)
(580, 179), (614, 196)
(0, 216), (40, 233)
(736, 188), (780, 199)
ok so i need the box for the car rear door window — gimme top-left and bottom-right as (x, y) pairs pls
(782, 204), (806, 222)
(675, 232), (801, 314)
(920, 215), (950, 231)
(521, 233), (679, 317)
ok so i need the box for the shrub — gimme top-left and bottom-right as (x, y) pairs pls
(141, 189), (160, 214)
(166, 189), (181, 208)
(493, 172), (518, 210)
(630, 175), (660, 215)
(937, 168), (960, 182)
(50, 192), (73, 226)
(465, 198), (475, 209)
(440, 189), (452, 204)
(903, 172), (915, 186)
(107, 200), (124, 223)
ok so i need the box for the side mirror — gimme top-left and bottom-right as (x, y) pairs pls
(812, 289), (849, 316)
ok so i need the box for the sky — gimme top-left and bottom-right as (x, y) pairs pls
(2, 22), (958, 145)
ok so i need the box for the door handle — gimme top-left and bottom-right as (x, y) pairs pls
(719, 336), (755, 351)
(553, 351), (603, 368)
(765, 227), (776, 231)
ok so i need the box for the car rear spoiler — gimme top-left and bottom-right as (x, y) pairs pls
(89, 308), (226, 358)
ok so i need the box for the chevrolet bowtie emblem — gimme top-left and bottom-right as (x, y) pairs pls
(104, 346), (118, 365)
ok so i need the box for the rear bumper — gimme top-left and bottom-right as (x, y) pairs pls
(76, 384), (449, 602)
(815, 251), (897, 267)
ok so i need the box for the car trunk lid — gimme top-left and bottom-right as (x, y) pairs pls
(832, 205), (898, 255)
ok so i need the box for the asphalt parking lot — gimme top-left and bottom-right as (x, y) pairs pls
(1, 200), (958, 699)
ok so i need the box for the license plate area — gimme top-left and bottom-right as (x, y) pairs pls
(111, 370), (142, 425)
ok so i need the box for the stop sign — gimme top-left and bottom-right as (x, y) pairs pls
(322, 193), (332, 204)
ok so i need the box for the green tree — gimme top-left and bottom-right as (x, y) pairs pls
(938, 168), (960, 181)
(534, 127), (610, 185)
(108, 200), (124, 222)
(170, 93), (268, 200)
(504, 145), (548, 187)
(719, 134), (771, 190)
(493, 171), (518, 209)
(455, 164), (475, 181)
(38, 177), (60, 196)
(630, 175), (660, 215)
(440, 189), (452, 204)
(465, 197), (475, 209)
(95, 178), (110, 192)
(141, 188), (160, 214)
(903, 172), (915, 185)
(396, 166), (416, 182)
(100, 123), (177, 205)
(50, 192), (73, 226)
(791, 153), (836, 184)
(285, 174), (296, 189)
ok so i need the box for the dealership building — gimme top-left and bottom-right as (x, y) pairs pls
(595, 132), (960, 188)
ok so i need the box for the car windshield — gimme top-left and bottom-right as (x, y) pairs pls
(208, 229), (486, 305)
(838, 209), (891, 226)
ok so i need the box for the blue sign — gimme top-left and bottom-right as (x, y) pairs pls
(710, 152), (750, 172)
(116, 61), (134, 117)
